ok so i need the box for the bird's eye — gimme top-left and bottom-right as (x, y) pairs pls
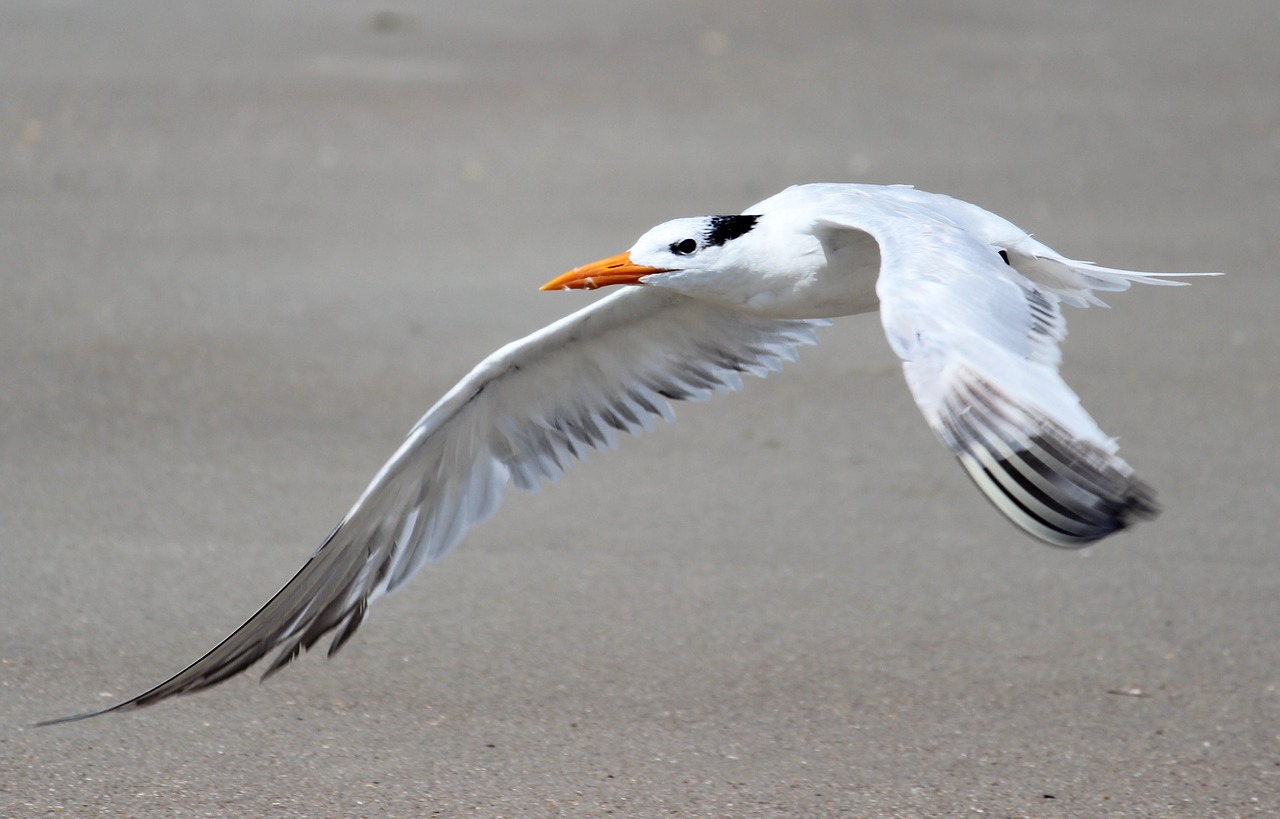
(670, 238), (698, 256)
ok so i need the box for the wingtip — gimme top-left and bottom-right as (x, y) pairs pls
(957, 446), (1160, 549)
(1115, 476), (1160, 529)
(35, 701), (131, 727)
(34, 712), (90, 728)
(939, 372), (1163, 549)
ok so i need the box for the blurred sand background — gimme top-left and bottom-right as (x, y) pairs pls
(2, 1), (1278, 815)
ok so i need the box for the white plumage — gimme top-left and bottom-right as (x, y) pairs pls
(41, 183), (1211, 724)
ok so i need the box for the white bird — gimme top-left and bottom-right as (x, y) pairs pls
(41, 183), (1211, 725)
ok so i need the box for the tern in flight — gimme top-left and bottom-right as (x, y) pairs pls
(41, 183), (1212, 725)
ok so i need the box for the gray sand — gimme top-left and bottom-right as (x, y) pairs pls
(3, 2), (1277, 816)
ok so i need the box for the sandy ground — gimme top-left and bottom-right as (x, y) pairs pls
(2, 1), (1278, 816)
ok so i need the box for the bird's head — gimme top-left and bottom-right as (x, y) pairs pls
(540, 214), (761, 292)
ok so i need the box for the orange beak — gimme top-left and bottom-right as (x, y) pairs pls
(540, 251), (669, 291)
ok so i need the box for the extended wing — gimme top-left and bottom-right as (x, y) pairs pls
(41, 287), (824, 724)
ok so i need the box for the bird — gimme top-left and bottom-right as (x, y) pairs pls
(39, 183), (1213, 725)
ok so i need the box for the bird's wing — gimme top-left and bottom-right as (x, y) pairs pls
(863, 183), (1212, 307)
(810, 191), (1165, 547)
(41, 287), (825, 724)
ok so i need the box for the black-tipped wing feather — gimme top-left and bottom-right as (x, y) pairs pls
(942, 371), (1158, 546)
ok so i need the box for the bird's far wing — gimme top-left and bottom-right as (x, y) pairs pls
(40, 287), (824, 725)
(862, 183), (1220, 307)
(857, 208), (1160, 548)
